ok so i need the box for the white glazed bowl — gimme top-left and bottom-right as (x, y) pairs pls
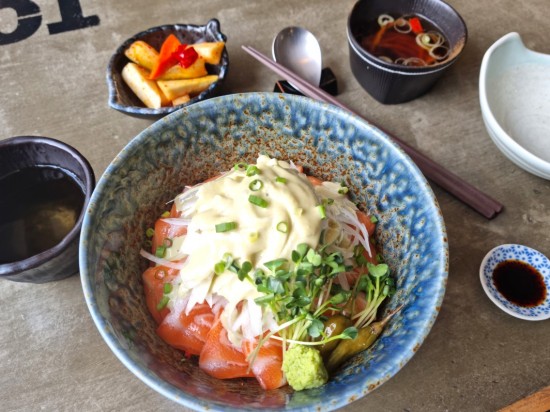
(479, 32), (550, 180)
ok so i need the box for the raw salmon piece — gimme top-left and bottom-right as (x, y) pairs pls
(152, 216), (187, 253)
(199, 320), (254, 379)
(142, 266), (179, 324)
(157, 302), (214, 356)
(242, 337), (286, 390)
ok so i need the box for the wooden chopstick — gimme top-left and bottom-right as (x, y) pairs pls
(498, 385), (550, 412)
(242, 45), (504, 219)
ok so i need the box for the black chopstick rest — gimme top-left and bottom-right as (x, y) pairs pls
(274, 67), (338, 96)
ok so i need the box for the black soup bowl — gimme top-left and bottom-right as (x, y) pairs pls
(347, 0), (467, 104)
(0, 136), (95, 283)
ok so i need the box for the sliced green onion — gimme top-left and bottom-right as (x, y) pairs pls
(234, 162), (248, 171)
(394, 17), (411, 33)
(249, 195), (268, 208)
(370, 215), (379, 223)
(163, 237), (173, 247)
(163, 283), (173, 294)
(377, 13), (394, 27)
(155, 245), (167, 258)
(156, 296), (169, 311)
(276, 221), (289, 233)
(248, 232), (259, 243)
(275, 176), (287, 184)
(145, 228), (155, 238)
(214, 261), (226, 275)
(316, 205), (327, 220)
(338, 185), (349, 195)
(215, 221), (237, 233)
(246, 165), (261, 176)
(249, 179), (263, 191)
(161, 211), (170, 218)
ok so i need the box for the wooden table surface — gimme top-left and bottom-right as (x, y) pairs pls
(1, 0), (549, 411)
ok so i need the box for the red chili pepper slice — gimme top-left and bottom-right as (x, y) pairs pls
(409, 17), (424, 34)
(149, 34), (181, 79)
(172, 44), (199, 68)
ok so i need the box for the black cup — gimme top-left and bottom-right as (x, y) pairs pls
(347, 0), (468, 104)
(0, 136), (95, 283)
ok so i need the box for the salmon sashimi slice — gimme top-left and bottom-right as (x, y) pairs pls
(242, 337), (286, 390)
(199, 320), (255, 380)
(157, 301), (214, 356)
(142, 265), (179, 324)
(152, 215), (187, 254)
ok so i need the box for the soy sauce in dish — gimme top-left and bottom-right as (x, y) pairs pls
(0, 166), (84, 264)
(493, 259), (547, 307)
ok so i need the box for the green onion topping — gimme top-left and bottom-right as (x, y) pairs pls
(370, 215), (379, 223)
(276, 221), (289, 233)
(156, 296), (170, 311)
(248, 232), (259, 243)
(161, 211), (170, 218)
(155, 245), (167, 258)
(316, 205), (327, 219)
(249, 179), (263, 191)
(249, 195), (268, 208)
(234, 162), (247, 171)
(214, 261), (226, 275)
(145, 228), (155, 238)
(246, 165), (261, 176)
(163, 237), (173, 247)
(275, 176), (287, 184)
(338, 185), (349, 195)
(163, 283), (173, 294)
(215, 221), (237, 233)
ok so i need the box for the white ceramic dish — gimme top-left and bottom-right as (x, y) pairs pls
(479, 32), (550, 180)
(480, 244), (550, 321)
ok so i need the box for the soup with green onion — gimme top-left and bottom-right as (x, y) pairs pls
(355, 13), (450, 67)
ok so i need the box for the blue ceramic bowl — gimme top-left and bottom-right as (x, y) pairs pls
(80, 93), (448, 411)
(107, 19), (228, 119)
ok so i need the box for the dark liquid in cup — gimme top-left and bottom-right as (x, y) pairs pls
(0, 166), (84, 264)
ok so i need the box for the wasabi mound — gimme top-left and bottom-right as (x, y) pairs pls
(282, 344), (328, 391)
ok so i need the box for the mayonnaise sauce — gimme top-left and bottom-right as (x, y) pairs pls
(166, 155), (324, 345)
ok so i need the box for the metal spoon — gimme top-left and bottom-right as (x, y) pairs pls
(272, 26), (322, 92)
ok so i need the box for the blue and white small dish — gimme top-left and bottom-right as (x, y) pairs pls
(480, 244), (550, 320)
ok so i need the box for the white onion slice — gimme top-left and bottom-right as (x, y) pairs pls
(160, 217), (192, 226)
(139, 248), (186, 270)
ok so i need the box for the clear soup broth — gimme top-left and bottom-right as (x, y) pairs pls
(355, 13), (450, 67)
(0, 166), (84, 264)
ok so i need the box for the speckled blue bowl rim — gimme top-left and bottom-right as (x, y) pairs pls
(480, 244), (550, 320)
(80, 92), (448, 411)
